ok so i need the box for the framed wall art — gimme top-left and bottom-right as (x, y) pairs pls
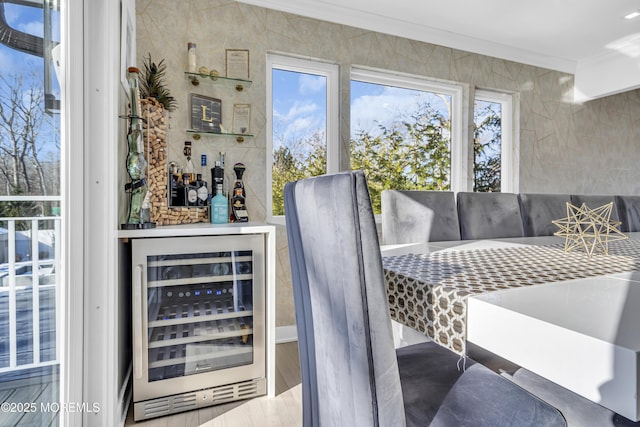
(190, 93), (222, 133)
(232, 104), (251, 134)
(225, 49), (250, 80)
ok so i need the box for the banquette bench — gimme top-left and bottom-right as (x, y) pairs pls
(381, 190), (640, 245)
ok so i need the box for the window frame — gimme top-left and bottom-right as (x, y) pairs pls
(474, 89), (518, 193)
(349, 66), (468, 193)
(266, 53), (340, 225)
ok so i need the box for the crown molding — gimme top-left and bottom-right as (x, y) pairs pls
(235, 0), (576, 73)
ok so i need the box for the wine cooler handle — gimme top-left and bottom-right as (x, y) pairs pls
(134, 264), (143, 380)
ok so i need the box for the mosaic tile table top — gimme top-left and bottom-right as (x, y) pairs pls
(382, 238), (640, 355)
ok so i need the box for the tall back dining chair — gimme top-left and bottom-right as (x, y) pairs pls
(457, 192), (524, 240)
(381, 190), (460, 244)
(615, 195), (640, 232)
(284, 171), (566, 427)
(570, 195), (620, 222)
(518, 193), (571, 237)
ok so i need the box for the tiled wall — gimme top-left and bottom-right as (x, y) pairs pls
(136, 0), (640, 326)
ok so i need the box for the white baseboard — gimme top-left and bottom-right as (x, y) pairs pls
(276, 325), (298, 343)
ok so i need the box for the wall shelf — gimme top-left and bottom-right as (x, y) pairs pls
(184, 72), (252, 92)
(187, 129), (253, 143)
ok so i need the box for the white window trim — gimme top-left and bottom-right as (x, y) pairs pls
(350, 66), (468, 193)
(266, 53), (340, 225)
(62, 0), (85, 425)
(474, 89), (519, 193)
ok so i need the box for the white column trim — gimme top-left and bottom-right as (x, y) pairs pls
(83, 0), (120, 424)
(60, 0), (85, 425)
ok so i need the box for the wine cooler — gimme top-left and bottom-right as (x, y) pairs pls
(131, 234), (266, 420)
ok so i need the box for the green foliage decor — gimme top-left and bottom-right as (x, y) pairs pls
(140, 53), (177, 112)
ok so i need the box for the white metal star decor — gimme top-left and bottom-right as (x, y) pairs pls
(552, 202), (628, 257)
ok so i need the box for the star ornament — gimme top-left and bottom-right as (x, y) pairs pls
(552, 202), (628, 257)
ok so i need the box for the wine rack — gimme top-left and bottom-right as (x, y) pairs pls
(131, 234), (266, 420)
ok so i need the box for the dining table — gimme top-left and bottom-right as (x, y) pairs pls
(381, 233), (640, 421)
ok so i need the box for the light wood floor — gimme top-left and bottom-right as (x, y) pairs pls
(125, 342), (302, 427)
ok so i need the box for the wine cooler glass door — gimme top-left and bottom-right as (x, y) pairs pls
(132, 234), (265, 402)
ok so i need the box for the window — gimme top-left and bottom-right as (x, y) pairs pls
(267, 60), (518, 218)
(473, 89), (516, 192)
(0, 0), (63, 423)
(266, 54), (339, 223)
(349, 67), (465, 213)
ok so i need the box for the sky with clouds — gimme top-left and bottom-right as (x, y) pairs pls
(0, 3), (55, 74)
(0, 2), (60, 159)
(272, 68), (452, 155)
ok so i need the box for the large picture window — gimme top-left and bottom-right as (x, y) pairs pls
(349, 68), (465, 213)
(266, 54), (339, 222)
(267, 60), (518, 220)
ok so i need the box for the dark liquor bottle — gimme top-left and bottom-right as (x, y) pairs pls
(230, 162), (249, 222)
(183, 173), (198, 206)
(167, 161), (182, 206)
(211, 151), (225, 197)
(168, 172), (181, 206)
(196, 173), (208, 207)
(211, 160), (224, 196)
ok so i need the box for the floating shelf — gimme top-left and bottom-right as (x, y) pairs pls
(186, 129), (253, 143)
(184, 72), (252, 91)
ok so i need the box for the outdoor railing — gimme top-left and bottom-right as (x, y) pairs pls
(0, 197), (61, 374)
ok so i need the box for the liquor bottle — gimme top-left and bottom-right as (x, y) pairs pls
(211, 184), (228, 224)
(211, 151), (225, 196)
(183, 173), (198, 206)
(168, 171), (180, 206)
(197, 155), (208, 206)
(123, 67), (149, 226)
(194, 173), (207, 207)
(212, 161), (224, 196)
(231, 162), (249, 222)
(183, 141), (196, 183)
(167, 161), (181, 206)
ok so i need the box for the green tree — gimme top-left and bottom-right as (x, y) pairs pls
(473, 103), (502, 192)
(271, 99), (502, 215)
(350, 102), (451, 213)
(271, 130), (327, 215)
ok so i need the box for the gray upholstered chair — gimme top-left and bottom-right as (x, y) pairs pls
(381, 190), (460, 244)
(614, 195), (640, 232)
(457, 192), (524, 240)
(570, 195), (619, 222)
(285, 171), (565, 427)
(518, 193), (571, 237)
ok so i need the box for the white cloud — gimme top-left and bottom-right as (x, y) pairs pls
(299, 74), (325, 95)
(287, 117), (314, 134)
(351, 86), (440, 136)
(4, 6), (19, 26)
(17, 21), (44, 38)
(279, 112), (324, 142)
(274, 101), (318, 122)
